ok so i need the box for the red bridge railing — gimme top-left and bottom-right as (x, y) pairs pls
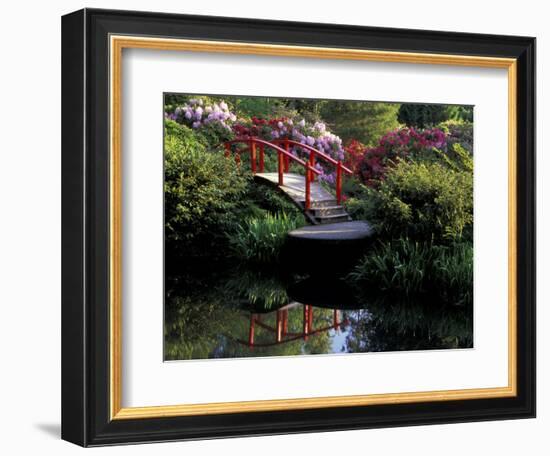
(271, 139), (353, 205)
(223, 138), (321, 209)
(223, 137), (352, 208)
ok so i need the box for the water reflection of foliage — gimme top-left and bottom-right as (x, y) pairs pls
(165, 270), (336, 360)
(344, 297), (473, 353)
(164, 292), (240, 360)
(221, 269), (291, 312)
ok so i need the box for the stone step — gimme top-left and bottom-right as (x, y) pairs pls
(304, 199), (338, 209)
(314, 213), (352, 224)
(308, 205), (346, 217)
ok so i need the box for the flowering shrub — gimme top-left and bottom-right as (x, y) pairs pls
(344, 140), (368, 174)
(166, 98), (237, 137)
(356, 127), (447, 186)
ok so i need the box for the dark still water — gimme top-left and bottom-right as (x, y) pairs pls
(164, 268), (473, 361)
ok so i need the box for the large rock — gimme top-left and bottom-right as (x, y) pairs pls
(282, 221), (375, 274)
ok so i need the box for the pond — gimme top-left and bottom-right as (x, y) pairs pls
(164, 268), (473, 361)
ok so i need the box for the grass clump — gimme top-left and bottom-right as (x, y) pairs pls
(230, 213), (305, 264)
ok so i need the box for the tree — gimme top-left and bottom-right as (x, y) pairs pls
(398, 103), (473, 128)
(320, 101), (400, 146)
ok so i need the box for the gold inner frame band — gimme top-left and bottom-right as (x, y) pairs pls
(109, 35), (518, 420)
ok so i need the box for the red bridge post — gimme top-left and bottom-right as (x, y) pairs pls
(336, 161), (343, 205)
(305, 170), (311, 210)
(248, 314), (256, 348)
(278, 151), (284, 186)
(284, 139), (290, 172)
(250, 140), (257, 174)
(259, 144), (265, 173)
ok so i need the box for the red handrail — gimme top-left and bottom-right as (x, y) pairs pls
(271, 139), (352, 205)
(271, 139), (353, 174)
(224, 138), (321, 209)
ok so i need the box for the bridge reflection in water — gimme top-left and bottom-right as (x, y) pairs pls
(242, 304), (349, 349)
(164, 270), (473, 361)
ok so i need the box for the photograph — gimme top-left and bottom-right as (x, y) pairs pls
(163, 94), (475, 361)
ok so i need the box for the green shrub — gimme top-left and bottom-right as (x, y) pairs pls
(164, 121), (251, 265)
(356, 160), (473, 243)
(230, 213), (304, 264)
(344, 193), (375, 222)
(437, 143), (473, 174)
(348, 239), (473, 305)
(246, 183), (304, 218)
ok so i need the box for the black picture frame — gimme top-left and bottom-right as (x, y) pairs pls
(62, 8), (536, 447)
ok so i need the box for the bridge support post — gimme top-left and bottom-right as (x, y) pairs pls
(276, 310), (283, 343)
(302, 304), (309, 340)
(248, 315), (255, 348)
(309, 152), (316, 182)
(305, 170), (311, 210)
(259, 144), (265, 172)
(278, 152), (284, 186)
(250, 141), (257, 174)
(336, 161), (343, 205)
(284, 140), (290, 172)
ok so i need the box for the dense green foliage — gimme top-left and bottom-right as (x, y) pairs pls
(164, 121), (250, 265)
(347, 160), (473, 243)
(349, 239), (473, 305)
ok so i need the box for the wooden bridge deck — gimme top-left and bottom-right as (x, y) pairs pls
(255, 172), (335, 206)
(255, 172), (351, 224)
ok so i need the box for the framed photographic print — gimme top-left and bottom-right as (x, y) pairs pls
(61, 8), (536, 447)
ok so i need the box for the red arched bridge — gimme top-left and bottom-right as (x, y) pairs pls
(224, 138), (353, 225)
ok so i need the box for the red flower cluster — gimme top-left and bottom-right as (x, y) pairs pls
(343, 140), (366, 174)
(251, 116), (268, 126)
(267, 117), (289, 127)
(232, 123), (256, 137)
(354, 128), (448, 187)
